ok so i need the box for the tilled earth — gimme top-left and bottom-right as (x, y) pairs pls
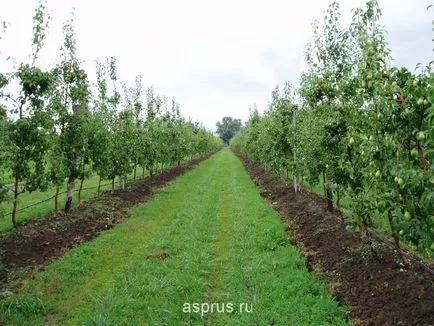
(236, 151), (434, 326)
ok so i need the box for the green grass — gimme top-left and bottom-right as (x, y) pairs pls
(0, 169), (146, 235)
(0, 149), (348, 325)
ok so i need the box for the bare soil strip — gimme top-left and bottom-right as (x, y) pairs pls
(0, 153), (214, 288)
(235, 151), (434, 326)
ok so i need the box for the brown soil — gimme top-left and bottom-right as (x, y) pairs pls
(145, 252), (170, 260)
(0, 154), (213, 288)
(236, 151), (434, 326)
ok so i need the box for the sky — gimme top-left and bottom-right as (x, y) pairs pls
(0, 0), (433, 131)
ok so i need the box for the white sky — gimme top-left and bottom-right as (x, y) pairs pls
(0, 0), (433, 131)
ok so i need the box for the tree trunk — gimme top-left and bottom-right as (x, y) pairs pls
(120, 175), (126, 190)
(358, 218), (369, 240)
(111, 178), (115, 193)
(97, 176), (102, 195)
(336, 187), (340, 209)
(11, 175), (19, 228)
(293, 107), (298, 193)
(416, 140), (428, 171)
(324, 174), (333, 212)
(325, 187), (333, 211)
(142, 166), (145, 178)
(177, 159), (180, 167)
(322, 171), (326, 197)
(388, 210), (406, 266)
(150, 168), (153, 178)
(65, 175), (75, 213)
(133, 164), (137, 181)
(54, 183), (60, 213)
(77, 177), (85, 205)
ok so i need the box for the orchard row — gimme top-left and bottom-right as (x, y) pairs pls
(0, 2), (222, 227)
(231, 1), (433, 256)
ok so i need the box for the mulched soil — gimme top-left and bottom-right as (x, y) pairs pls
(0, 154), (213, 289)
(236, 151), (434, 326)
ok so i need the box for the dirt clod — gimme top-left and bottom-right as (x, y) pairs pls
(145, 252), (170, 260)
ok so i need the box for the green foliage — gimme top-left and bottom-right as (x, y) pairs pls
(231, 0), (434, 257)
(49, 14), (92, 211)
(216, 116), (242, 145)
(0, 0), (53, 226)
(0, 3), (221, 226)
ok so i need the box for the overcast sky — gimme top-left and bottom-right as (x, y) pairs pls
(0, 0), (433, 131)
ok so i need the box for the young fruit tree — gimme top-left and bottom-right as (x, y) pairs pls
(0, 0), (53, 227)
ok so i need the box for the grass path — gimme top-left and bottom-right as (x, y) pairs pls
(0, 149), (347, 325)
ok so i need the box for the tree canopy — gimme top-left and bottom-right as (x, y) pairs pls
(216, 117), (242, 145)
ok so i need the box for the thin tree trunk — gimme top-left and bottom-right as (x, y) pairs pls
(293, 107), (298, 193)
(111, 178), (115, 193)
(416, 140), (428, 171)
(12, 101), (26, 227)
(97, 176), (102, 195)
(133, 164), (137, 181)
(358, 218), (369, 241)
(325, 187), (333, 211)
(142, 166), (145, 178)
(336, 187), (341, 209)
(150, 168), (153, 178)
(324, 174), (333, 212)
(120, 175), (126, 190)
(77, 177), (85, 205)
(322, 172), (326, 197)
(54, 183), (60, 213)
(65, 175), (75, 213)
(11, 175), (19, 228)
(177, 159), (180, 167)
(388, 210), (406, 266)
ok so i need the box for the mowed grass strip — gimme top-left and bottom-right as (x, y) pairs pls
(0, 149), (348, 325)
